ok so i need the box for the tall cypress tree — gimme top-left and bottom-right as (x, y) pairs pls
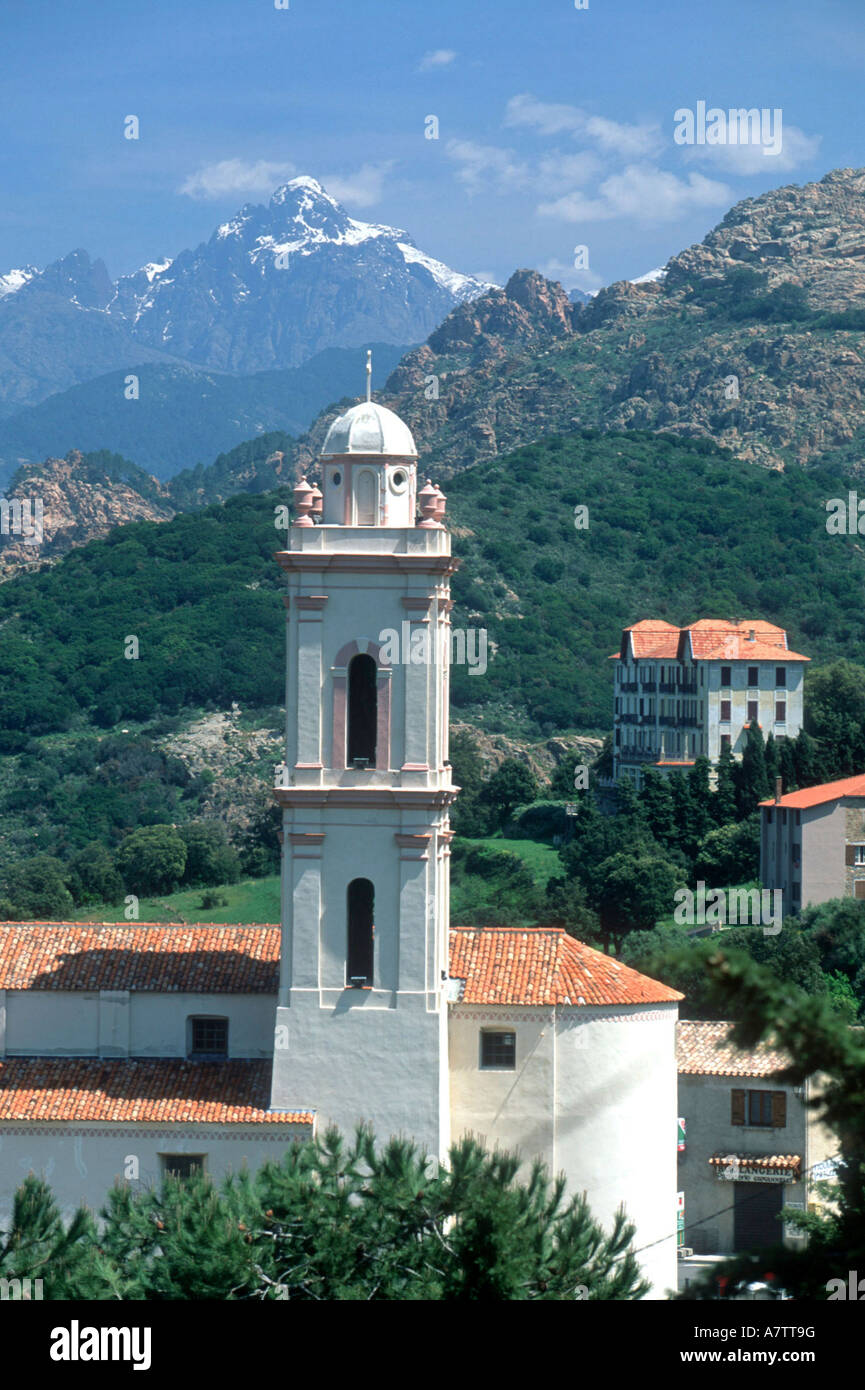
(638, 769), (677, 852)
(777, 735), (798, 794)
(735, 721), (770, 815)
(763, 731), (779, 787)
(714, 744), (737, 825)
(793, 728), (821, 788)
(687, 756), (714, 844)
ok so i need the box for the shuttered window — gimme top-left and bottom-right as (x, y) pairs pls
(732, 1088), (786, 1127)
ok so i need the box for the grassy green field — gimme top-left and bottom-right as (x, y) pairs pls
(72, 875), (281, 924)
(462, 836), (564, 887)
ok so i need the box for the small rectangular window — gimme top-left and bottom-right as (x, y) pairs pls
(720, 665), (732, 687)
(775, 701), (786, 724)
(721, 734), (731, 750)
(776, 667), (786, 688)
(855, 846), (865, 866)
(748, 666), (759, 687)
(189, 1017), (228, 1058)
(747, 700), (758, 723)
(480, 1031), (516, 1069)
(161, 1154), (205, 1180)
(720, 699), (731, 721)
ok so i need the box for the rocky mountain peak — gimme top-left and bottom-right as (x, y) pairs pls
(666, 165), (865, 311)
(20, 249), (114, 309)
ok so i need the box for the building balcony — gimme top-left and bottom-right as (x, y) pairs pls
(640, 681), (657, 692)
(659, 682), (677, 693)
(620, 682), (638, 693)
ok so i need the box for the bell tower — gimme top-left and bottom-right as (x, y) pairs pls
(270, 366), (458, 1156)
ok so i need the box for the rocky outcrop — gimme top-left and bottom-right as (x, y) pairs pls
(0, 451), (173, 572)
(286, 168), (865, 479)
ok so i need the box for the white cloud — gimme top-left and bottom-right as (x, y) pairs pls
(680, 123), (821, 175)
(179, 158), (296, 200)
(539, 164), (731, 223)
(445, 141), (599, 197)
(320, 162), (393, 208)
(505, 93), (662, 158)
(418, 48), (457, 71)
(445, 139), (531, 193)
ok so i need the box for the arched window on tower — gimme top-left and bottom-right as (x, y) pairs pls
(347, 653), (377, 767)
(347, 878), (374, 987)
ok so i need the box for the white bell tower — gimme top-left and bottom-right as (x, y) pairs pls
(270, 364), (458, 1156)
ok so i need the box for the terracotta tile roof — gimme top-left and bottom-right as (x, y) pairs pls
(612, 618), (808, 663)
(683, 619), (808, 662)
(0, 924), (280, 993)
(759, 773), (865, 810)
(616, 619), (681, 659)
(708, 1154), (801, 1173)
(0, 923), (682, 1010)
(0, 1058), (312, 1125)
(677, 1020), (790, 1076)
(448, 926), (682, 1007)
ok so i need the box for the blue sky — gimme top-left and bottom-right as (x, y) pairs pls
(0, 0), (861, 291)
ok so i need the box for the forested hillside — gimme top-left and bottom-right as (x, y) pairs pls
(0, 430), (862, 750)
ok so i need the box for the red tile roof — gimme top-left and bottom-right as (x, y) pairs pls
(0, 924), (280, 993)
(619, 619), (680, 659)
(677, 1020), (790, 1076)
(613, 618), (808, 663)
(0, 923), (681, 1009)
(759, 773), (865, 810)
(0, 1058), (312, 1125)
(449, 926), (682, 1007)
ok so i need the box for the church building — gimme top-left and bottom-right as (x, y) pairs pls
(0, 383), (681, 1296)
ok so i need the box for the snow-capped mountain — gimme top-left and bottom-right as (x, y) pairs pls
(105, 177), (493, 372)
(0, 179), (492, 413)
(0, 266), (38, 299)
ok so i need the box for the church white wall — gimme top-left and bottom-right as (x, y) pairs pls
(448, 1008), (555, 1161)
(0, 1122), (307, 1221)
(449, 1002), (679, 1299)
(555, 1005), (679, 1299)
(0, 991), (274, 1058)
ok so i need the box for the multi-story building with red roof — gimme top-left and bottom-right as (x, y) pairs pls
(611, 619), (809, 789)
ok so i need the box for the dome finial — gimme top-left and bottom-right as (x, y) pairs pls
(366, 348), (372, 403)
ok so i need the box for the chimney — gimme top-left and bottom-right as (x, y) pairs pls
(774, 777), (782, 804)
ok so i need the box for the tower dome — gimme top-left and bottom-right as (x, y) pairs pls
(322, 400), (417, 458)
(318, 352), (420, 526)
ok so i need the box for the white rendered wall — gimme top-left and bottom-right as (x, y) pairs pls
(449, 1002), (679, 1298)
(0, 991), (274, 1059)
(0, 1122), (308, 1221)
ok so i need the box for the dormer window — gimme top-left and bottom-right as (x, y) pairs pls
(188, 1016), (228, 1059)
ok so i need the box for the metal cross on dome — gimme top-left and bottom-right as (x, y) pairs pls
(366, 348), (372, 402)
